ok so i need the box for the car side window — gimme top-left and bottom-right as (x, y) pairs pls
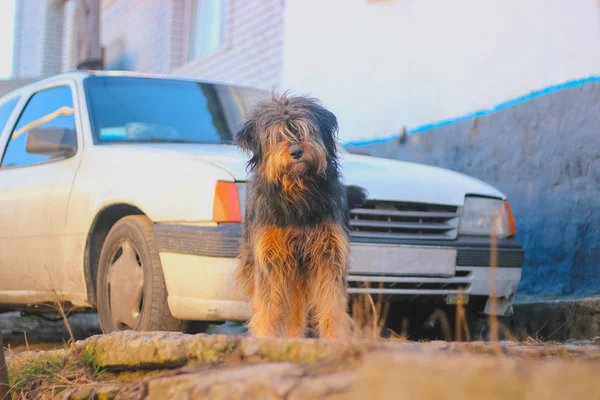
(0, 86), (77, 168)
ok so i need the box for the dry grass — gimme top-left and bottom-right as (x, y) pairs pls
(54, 300), (75, 348)
(350, 282), (396, 341)
(5, 344), (109, 399)
(350, 289), (493, 343)
(454, 290), (471, 342)
(2, 278), (83, 398)
(349, 279), (482, 343)
(6, 348), (93, 399)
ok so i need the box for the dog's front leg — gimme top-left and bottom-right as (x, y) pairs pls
(236, 239), (255, 301)
(248, 226), (296, 338)
(307, 223), (352, 340)
(248, 268), (288, 338)
(286, 279), (309, 338)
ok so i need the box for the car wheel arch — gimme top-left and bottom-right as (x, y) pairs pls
(83, 203), (147, 307)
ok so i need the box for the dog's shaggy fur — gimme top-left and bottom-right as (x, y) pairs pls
(236, 93), (366, 339)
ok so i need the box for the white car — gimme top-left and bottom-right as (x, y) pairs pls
(0, 71), (524, 334)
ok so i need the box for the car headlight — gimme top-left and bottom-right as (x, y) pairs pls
(458, 197), (516, 238)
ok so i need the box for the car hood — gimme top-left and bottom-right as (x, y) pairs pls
(127, 144), (505, 206)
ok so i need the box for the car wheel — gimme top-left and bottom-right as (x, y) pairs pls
(96, 215), (187, 333)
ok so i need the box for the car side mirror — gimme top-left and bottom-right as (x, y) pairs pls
(25, 128), (77, 158)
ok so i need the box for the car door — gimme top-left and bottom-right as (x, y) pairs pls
(0, 84), (82, 304)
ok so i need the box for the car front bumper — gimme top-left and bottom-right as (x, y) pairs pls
(153, 224), (524, 321)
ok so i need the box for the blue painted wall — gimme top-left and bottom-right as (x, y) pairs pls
(347, 79), (600, 298)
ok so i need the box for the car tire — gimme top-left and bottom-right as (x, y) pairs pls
(96, 215), (187, 333)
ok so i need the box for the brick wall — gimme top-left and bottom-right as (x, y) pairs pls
(61, 0), (77, 72)
(13, 0), (65, 79)
(101, 0), (175, 73)
(42, 2), (65, 75)
(13, 0), (284, 90)
(13, 0), (46, 78)
(172, 0), (284, 90)
(99, 0), (284, 90)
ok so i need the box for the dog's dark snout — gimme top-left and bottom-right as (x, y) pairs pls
(289, 146), (304, 160)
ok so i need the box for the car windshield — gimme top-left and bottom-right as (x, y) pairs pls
(84, 76), (269, 144)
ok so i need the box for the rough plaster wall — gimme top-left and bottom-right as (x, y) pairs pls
(348, 83), (600, 297)
(173, 0), (284, 90)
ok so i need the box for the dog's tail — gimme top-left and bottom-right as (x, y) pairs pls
(346, 185), (368, 210)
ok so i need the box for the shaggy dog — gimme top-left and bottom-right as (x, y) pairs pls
(236, 93), (366, 339)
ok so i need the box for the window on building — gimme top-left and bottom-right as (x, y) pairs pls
(1, 87), (77, 168)
(188, 0), (224, 60)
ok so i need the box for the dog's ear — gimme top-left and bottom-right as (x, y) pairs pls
(312, 104), (339, 140)
(236, 119), (263, 171)
(235, 119), (257, 153)
(309, 102), (339, 157)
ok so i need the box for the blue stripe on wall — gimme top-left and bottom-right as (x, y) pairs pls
(344, 76), (600, 147)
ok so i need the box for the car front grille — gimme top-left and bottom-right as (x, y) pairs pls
(349, 201), (459, 241)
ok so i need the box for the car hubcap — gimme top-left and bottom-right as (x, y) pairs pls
(107, 239), (144, 330)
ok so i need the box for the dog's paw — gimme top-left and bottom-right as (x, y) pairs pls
(346, 185), (368, 209)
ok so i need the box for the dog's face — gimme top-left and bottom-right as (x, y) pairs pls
(236, 94), (339, 184)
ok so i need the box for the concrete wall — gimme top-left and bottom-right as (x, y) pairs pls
(348, 81), (600, 298)
(281, 0), (600, 145)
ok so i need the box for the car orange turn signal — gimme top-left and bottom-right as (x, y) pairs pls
(504, 200), (517, 237)
(212, 181), (242, 223)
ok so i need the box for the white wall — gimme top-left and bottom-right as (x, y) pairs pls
(281, 0), (600, 143)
